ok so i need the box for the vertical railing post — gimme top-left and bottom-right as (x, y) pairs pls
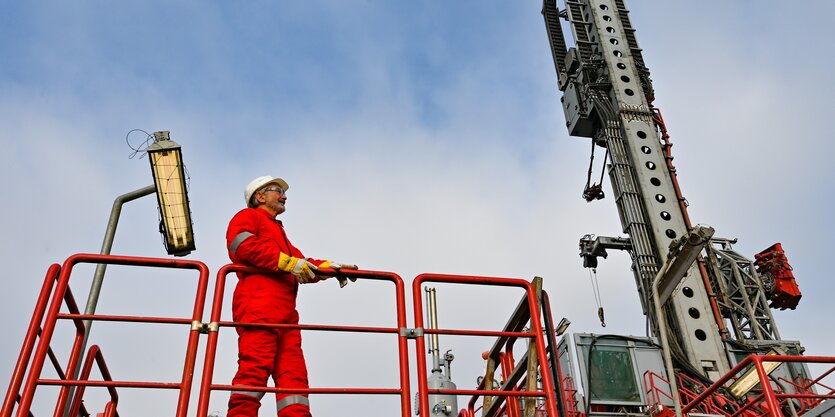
(540, 290), (567, 417)
(16, 260), (77, 416)
(412, 282), (430, 417)
(175, 261), (210, 417)
(525, 282), (558, 417)
(392, 274), (412, 417)
(195, 265), (231, 417)
(754, 357), (783, 417)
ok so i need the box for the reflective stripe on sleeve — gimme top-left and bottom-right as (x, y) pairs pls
(229, 231), (254, 254)
(230, 390), (265, 400)
(276, 395), (310, 411)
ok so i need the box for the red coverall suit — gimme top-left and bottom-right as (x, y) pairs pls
(226, 207), (326, 417)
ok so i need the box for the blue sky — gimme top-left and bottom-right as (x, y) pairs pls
(2, 1), (834, 416)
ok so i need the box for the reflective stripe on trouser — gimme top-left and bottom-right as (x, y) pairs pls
(228, 326), (310, 417)
(230, 390), (265, 400)
(228, 392), (309, 415)
(277, 395), (310, 412)
(229, 231), (254, 255)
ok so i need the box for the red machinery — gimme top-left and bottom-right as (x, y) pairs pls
(755, 243), (802, 310)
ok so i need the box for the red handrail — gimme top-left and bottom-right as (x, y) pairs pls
(412, 273), (560, 417)
(643, 370), (674, 409)
(3, 264), (91, 417)
(499, 352), (522, 417)
(682, 355), (835, 417)
(5, 256), (590, 416)
(1, 264), (61, 417)
(14, 253), (210, 417)
(540, 290), (570, 417)
(196, 264), (411, 417)
(68, 345), (119, 417)
(560, 376), (583, 417)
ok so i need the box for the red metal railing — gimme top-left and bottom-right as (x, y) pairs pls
(679, 371), (743, 417)
(0, 263), (102, 417)
(6, 256), (572, 416)
(775, 373), (835, 415)
(560, 375), (583, 417)
(412, 273), (560, 417)
(2, 264), (61, 417)
(9, 255), (835, 417)
(0, 262), (105, 417)
(643, 370), (674, 411)
(539, 290), (571, 417)
(682, 355), (835, 417)
(499, 352), (522, 417)
(11, 253), (210, 417)
(196, 264), (412, 417)
(68, 345), (119, 417)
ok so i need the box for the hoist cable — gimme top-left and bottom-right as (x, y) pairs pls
(584, 139), (596, 190)
(598, 148), (609, 185)
(587, 268), (606, 327)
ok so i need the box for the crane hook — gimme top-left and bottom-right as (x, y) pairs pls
(598, 307), (606, 327)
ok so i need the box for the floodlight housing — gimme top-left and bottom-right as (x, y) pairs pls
(728, 349), (784, 398)
(555, 318), (571, 336)
(147, 131), (195, 256)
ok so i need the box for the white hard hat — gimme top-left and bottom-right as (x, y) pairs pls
(244, 176), (289, 208)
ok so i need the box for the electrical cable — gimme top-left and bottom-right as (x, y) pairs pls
(125, 129), (154, 159)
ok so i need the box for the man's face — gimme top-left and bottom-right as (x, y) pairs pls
(256, 185), (287, 216)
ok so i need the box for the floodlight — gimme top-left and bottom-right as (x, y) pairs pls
(728, 349), (784, 398)
(147, 131), (195, 256)
(555, 318), (571, 336)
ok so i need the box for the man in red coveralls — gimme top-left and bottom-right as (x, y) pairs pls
(226, 175), (357, 417)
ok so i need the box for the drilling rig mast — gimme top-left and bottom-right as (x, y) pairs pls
(541, 0), (809, 396)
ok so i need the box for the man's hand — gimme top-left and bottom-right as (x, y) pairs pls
(321, 261), (359, 288)
(278, 253), (318, 283)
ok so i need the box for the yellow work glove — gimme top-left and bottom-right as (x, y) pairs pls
(320, 261), (359, 288)
(278, 253), (318, 283)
